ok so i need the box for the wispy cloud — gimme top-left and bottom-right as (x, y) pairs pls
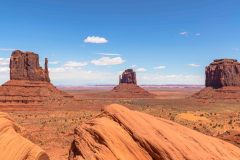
(232, 48), (239, 51)
(154, 65), (166, 69)
(179, 32), (188, 36)
(188, 63), (200, 67)
(0, 48), (16, 52)
(131, 64), (137, 68)
(195, 33), (201, 36)
(49, 61), (60, 65)
(97, 53), (120, 56)
(64, 61), (88, 67)
(91, 57), (125, 66)
(136, 67), (147, 72)
(84, 36), (108, 44)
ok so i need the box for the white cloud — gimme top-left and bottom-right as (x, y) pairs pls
(139, 73), (204, 85)
(84, 36), (108, 44)
(49, 68), (118, 85)
(49, 61), (59, 65)
(64, 61), (88, 67)
(131, 64), (137, 68)
(0, 67), (9, 73)
(91, 57), (125, 66)
(195, 33), (201, 36)
(0, 58), (10, 66)
(188, 63), (200, 67)
(0, 48), (16, 52)
(97, 53), (120, 56)
(179, 32), (188, 36)
(136, 68), (147, 72)
(154, 65), (166, 69)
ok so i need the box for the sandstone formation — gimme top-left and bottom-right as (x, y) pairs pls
(10, 50), (50, 82)
(69, 104), (240, 160)
(119, 69), (137, 84)
(112, 69), (153, 98)
(0, 112), (49, 160)
(194, 59), (240, 99)
(0, 50), (73, 106)
(205, 59), (240, 88)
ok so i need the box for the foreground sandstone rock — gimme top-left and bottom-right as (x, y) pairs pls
(0, 112), (49, 160)
(194, 59), (240, 99)
(69, 104), (240, 160)
(0, 50), (73, 106)
(112, 69), (153, 98)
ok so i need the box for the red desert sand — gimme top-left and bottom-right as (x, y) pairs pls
(0, 112), (49, 160)
(69, 104), (240, 160)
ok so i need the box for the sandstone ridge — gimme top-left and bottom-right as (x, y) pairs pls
(69, 104), (240, 160)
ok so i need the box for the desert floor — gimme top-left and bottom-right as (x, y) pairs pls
(1, 86), (240, 160)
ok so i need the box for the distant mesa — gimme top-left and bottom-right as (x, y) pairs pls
(0, 50), (73, 106)
(194, 59), (240, 99)
(112, 69), (154, 98)
(69, 104), (240, 160)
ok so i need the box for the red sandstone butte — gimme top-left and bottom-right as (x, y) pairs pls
(119, 69), (137, 84)
(112, 69), (154, 98)
(0, 50), (73, 106)
(10, 50), (50, 82)
(205, 59), (240, 88)
(194, 59), (240, 99)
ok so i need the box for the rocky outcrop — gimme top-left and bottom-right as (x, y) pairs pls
(119, 69), (137, 84)
(10, 50), (50, 82)
(69, 104), (240, 160)
(205, 59), (240, 88)
(0, 112), (49, 160)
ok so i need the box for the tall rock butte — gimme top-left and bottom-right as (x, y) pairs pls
(205, 59), (240, 88)
(194, 59), (240, 99)
(112, 69), (154, 98)
(10, 50), (50, 82)
(0, 50), (73, 106)
(119, 69), (137, 84)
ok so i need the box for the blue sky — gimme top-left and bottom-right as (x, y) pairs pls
(0, 0), (240, 85)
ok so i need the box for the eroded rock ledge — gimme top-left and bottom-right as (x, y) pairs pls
(69, 104), (240, 160)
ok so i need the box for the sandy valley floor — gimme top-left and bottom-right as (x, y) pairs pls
(1, 87), (240, 160)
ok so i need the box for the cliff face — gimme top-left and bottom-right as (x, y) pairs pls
(10, 50), (50, 82)
(205, 59), (240, 88)
(119, 69), (137, 84)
